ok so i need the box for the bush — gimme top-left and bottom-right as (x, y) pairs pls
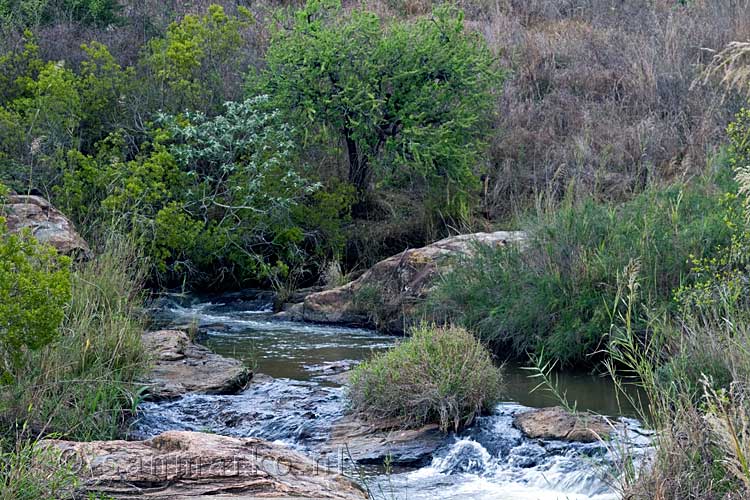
(1, 230), (147, 441)
(0, 217), (71, 380)
(142, 4), (254, 114)
(428, 174), (736, 365)
(57, 96), (338, 286)
(348, 324), (503, 431)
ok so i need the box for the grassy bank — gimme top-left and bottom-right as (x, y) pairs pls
(605, 216), (750, 497)
(0, 230), (148, 496)
(428, 169), (737, 366)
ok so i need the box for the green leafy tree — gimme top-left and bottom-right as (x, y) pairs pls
(0, 210), (72, 379)
(143, 5), (254, 114)
(262, 0), (501, 217)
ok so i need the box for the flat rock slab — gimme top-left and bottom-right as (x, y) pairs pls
(3, 194), (91, 257)
(142, 330), (251, 400)
(41, 431), (367, 499)
(322, 415), (446, 466)
(513, 406), (614, 443)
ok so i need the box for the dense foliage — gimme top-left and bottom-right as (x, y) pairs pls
(349, 324), (503, 431)
(429, 175), (737, 365)
(263, 0), (499, 221)
(1, 232), (147, 440)
(0, 212), (71, 379)
(0, 1), (501, 287)
(58, 97), (337, 285)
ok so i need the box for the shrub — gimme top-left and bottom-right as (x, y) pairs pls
(142, 4), (254, 114)
(0, 217), (71, 380)
(348, 324), (503, 431)
(58, 97), (331, 286)
(262, 0), (501, 220)
(1, 230), (147, 440)
(428, 174), (736, 365)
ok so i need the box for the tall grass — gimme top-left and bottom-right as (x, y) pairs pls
(605, 263), (750, 498)
(0, 230), (148, 442)
(0, 428), (78, 500)
(428, 173), (736, 365)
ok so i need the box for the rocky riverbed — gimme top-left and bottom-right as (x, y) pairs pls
(127, 291), (653, 499)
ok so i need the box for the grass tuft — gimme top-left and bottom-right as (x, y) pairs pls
(348, 324), (503, 432)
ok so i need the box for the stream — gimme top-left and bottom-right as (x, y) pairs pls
(132, 290), (652, 500)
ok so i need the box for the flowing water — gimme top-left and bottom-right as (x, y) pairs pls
(134, 290), (652, 499)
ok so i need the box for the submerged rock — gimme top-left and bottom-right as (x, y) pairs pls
(141, 330), (251, 400)
(323, 415), (447, 466)
(302, 231), (527, 333)
(2, 194), (90, 257)
(42, 430), (367, 499)
(513, 406), (614, 443)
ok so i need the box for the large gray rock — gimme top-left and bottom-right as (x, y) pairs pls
(513, 406), (614, 443)
(41, 430), (367, 499)
(302, 231), (526, 333)
(141, 330), (251, 400)
(2, 194), (90, 257)
(322, 415), (446, 466)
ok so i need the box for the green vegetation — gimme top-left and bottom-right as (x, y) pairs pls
(0, 436), (78, 499)
(0, 0), (122, 29)
(429, 175), (736, 365)
(0, 218), (71, 379)
(59, 97), (334, 285)
(0, 221), (147, 496)
(349, 324), (503, 431)
(2, 0), (750, 497)
(262, 0), (499, 220)
(143, 5), (253, 114)
(605, 191), (750, 497)
(1, 231), (147, 440)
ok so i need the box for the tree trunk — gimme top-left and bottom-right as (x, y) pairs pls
(345, 133), (369, 197)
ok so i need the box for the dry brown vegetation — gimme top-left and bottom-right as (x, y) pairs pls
(475, 0), (750, 216)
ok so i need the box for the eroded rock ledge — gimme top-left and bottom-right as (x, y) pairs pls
(42, 430), (367, 499)
(298, 230), (527, 333)
(3, 194), (91, 257)
(141, 330), (251, 400)
(322, 415), (446, 466)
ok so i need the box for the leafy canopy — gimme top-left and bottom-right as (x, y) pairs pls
(262, 0), (501, 218)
